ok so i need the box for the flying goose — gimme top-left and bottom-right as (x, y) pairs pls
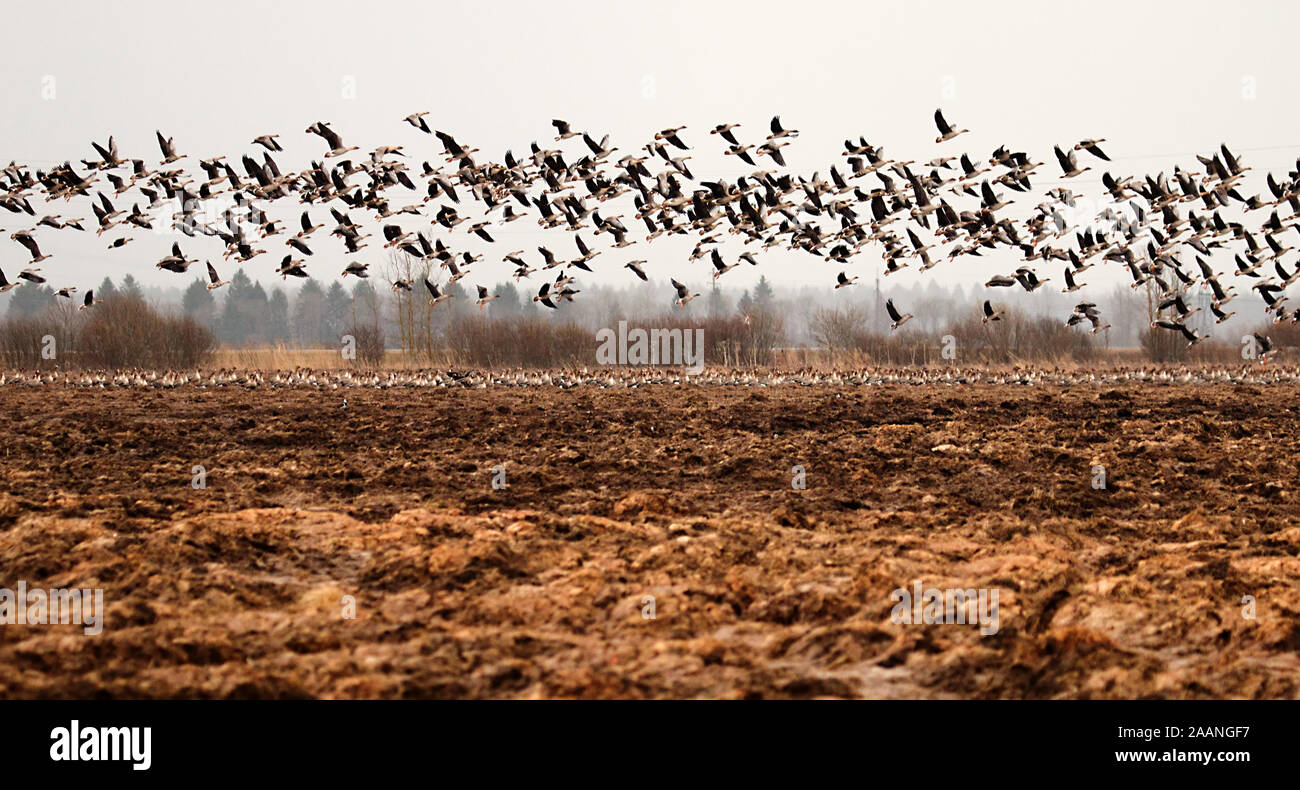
(252, 134), (283, 152)
(933, 109), (968, 143)
(424, 278), (452, 306)
(835, 271), (858, 289)
(307, 122), (358, 157)
(1152, 319), (1205, 346)
(769, 116), (799, 139)
(475, 285), (499, 308)
(885, 298), (912, 329)
(205, 261), (230, 290)
(156, 130), (185, 163)
(1074, 139), (1110, 161)
(710, 123), (741, 145)
(671, 278), (699, 308)
(552, 119), (580, 140)
(982, 300), (1004, 322)
(1054, 145), (1091, 178)
(1062, 266), (1085, 292)
(625, 260), (648, 281)
(1015, 267), (1050, 291)
(403, 112), (432, 134)
(1254, 333), (1275, 359)
(533, 282), (558, 309)
(1210, 303), (1235, 323)
(710, 249), (736, 279)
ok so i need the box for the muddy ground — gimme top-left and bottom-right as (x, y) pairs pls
(0, 381), (1298, 698)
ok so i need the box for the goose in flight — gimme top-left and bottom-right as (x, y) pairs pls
(156, 130), (185, 163)
(156, 241), (195, 271)
(0, 268), (18, 292)
(982, 300), (1004, 322)
(625, 260), (648, 281)
(306, 121), (358, 157)
(1254, 333), (1275, 360)
(1158, 294), (1199, 320)
(1068, 303), (1109, 333)
(725, 144), (757, 166)
(17, 268), (45, 283)
(934, 109), (968, 143)
(1061, 266), (1086, 292)
(55, 286), (77, 298)
(835, 271), (858, 289)
(424, 278), (453, 306)
(341, 261), (369, 278)
(205, 261), (230, 290)
(671, 278), (699, 308)
(403, 112), (432, 134)
(710, 249), (736, 279)
(885, 299), (912, 329)
(552, 119), (580, 140)
(252, 134), (282, 152)
(1054, 145), (1091, 178)
(533, 282), (558, 309)
(276, 255), (308, 279)
(1152, 319), (1205, 346)
(90, 135), (122, 169)
(1074, 139), (1110, 161)
(769, 116), (798, 139)
(475, 285), (499, 308)
(656, 127), (689, 149)
(11, 231), (51, 262)
(298, 211), (322, 237)
(1015, 267), (1050, 292)
(710, 123), (741, 145)
(1210, 303), (1235, 324)
(78, 289), (98, 310)
(391, 279), (413, 293)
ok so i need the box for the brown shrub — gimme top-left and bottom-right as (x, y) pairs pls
(346, 324), (385, 368)
(0, 315), (67, 368)
(78, 296), (216, 368)
(446, 316), (592, 367)
(811, 305), (1101, 365)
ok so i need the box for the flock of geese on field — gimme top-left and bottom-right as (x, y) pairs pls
(3, 365), (1300, 390)
(1, 109), (1297, 353)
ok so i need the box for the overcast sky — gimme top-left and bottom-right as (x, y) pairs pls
(2, 0), (1298, 302)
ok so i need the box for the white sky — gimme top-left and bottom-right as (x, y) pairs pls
(2, 0), (1298, 303)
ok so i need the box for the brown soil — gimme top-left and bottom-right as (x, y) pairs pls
(1, 382), (1298, 698)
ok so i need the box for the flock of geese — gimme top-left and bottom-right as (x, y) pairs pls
(1, 109), (1297, 352)
(2, 365), (1298, 390)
